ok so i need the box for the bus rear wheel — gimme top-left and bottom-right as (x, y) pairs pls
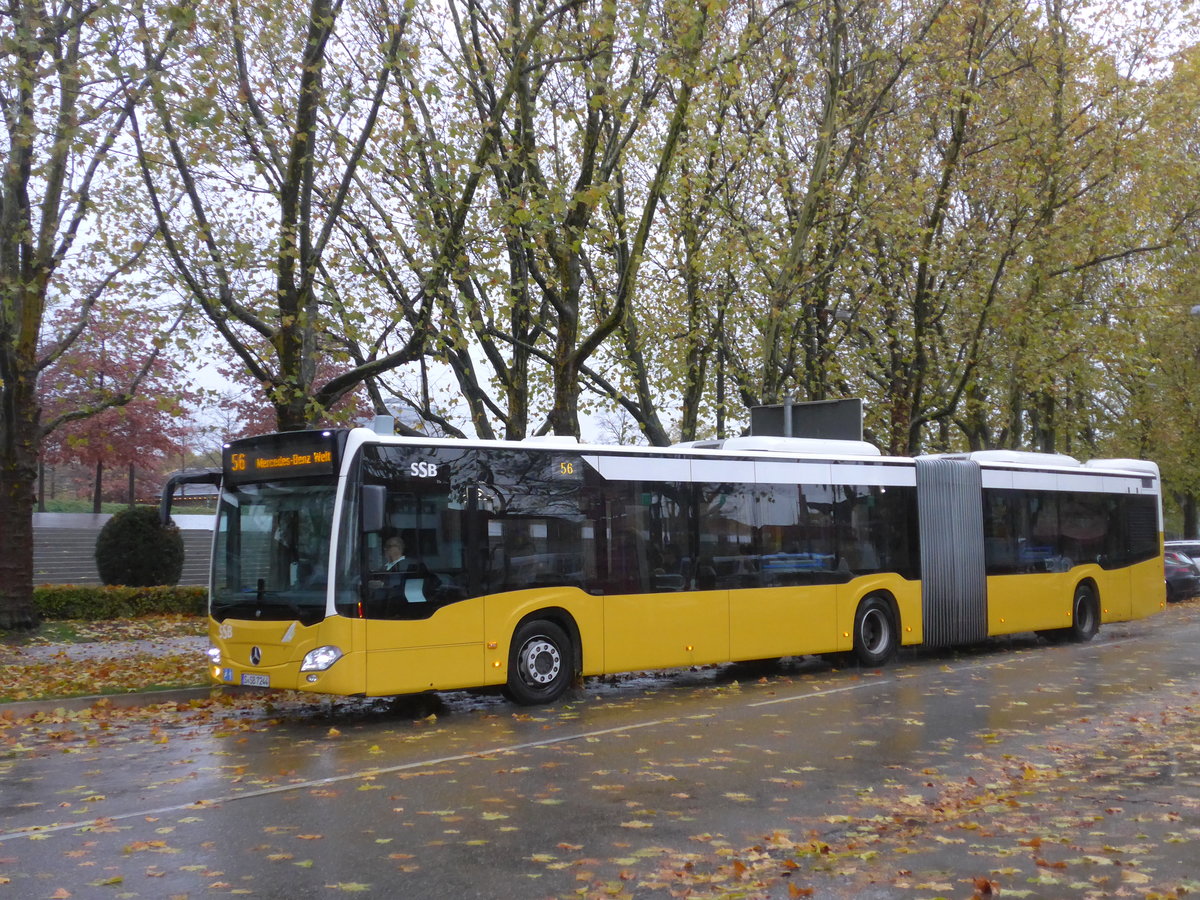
(505, 620), (573, 705)
(1040, 583), (1100, 644)
(1067, 583), (1100, 642)
(851, 595), (898, 667)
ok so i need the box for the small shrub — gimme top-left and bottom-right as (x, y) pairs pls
(95, 507), (185, 587)
(33, 585), (207, 619)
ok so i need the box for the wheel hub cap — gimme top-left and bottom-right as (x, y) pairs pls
(863, 610), (888, 652)
(523, 639), (560, 684)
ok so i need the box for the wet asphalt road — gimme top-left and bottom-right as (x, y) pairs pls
(3, 602), (1200, 899)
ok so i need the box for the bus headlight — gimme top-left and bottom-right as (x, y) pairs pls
(207, 647), (221, 664)
(300, 646), (344, 672)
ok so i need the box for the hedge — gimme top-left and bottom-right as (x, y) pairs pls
(33, 585), (207, 620)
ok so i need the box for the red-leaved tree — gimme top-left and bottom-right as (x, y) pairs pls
(39, 305), (194, 512)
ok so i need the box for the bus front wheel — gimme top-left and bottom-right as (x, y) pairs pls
(851, 595), (898, 667)
(505, 620), (573, 705)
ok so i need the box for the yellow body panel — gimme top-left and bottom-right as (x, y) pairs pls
(363, 599), (484, 695)
(728, 585), (837, 659)
(209, 554), (1163, 697)
(1128, 556), (1167, 618)
(602, 590), (730, 671)
(985, 572), (1074, 635)
(986, 556), (1164, 637)
(1099, 568), (1132, 622)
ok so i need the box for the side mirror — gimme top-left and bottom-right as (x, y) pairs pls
(361, 485), (386, 533)
(160, 469), (221, 525)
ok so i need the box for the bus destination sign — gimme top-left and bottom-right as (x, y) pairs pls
(224, 432), (340, 484)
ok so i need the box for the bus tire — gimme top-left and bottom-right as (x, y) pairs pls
(505, 620), (573, 705)
(1067, 582), (1100, 643)
(851, 595), (898, 667)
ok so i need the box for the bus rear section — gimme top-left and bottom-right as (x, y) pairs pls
(971, 454), (1165, 639)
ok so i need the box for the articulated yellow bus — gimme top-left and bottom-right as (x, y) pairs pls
(168, 428), (1165, 705)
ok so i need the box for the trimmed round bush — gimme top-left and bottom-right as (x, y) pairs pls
(95, 507), (185, 587)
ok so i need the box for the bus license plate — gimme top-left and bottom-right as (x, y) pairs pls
(241, 673), (270, 688)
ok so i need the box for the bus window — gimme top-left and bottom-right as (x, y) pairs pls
(1121, 495), (1160, 565)
(480, 449), (594, 594)
(840, 484), (918, 577)
(696, 484), (758, 590)
(863, 485), (919, 579)
(592, 479), (692, 594)
(211, 477), (337, 625)
(645, 486), (689, 592)
(1059, 493), (1107, 566)
(984, 490), (1065, 574)
(757, 483), (840, 585)
(358, 445), (472, 619)
(1099, 493), (1159, 568)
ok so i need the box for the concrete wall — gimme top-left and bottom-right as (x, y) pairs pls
(33, 513), (212, 587)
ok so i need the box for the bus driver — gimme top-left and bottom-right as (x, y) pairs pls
(382, 535), (410, 571)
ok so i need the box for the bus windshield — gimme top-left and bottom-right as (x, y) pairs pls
(212, 477), (337, 625)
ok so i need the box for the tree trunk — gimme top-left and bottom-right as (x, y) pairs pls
(274, 391), (312, 433)
(715, 302), (728, 439)
(0, 384), (41, 630)
(548, 352), (581, 438)
(93, 460), (104, 514)
(128, 462), (136, 509)
(0, 476), (37, 630)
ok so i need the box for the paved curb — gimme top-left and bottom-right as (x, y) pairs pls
(0, 685), (255, 718)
